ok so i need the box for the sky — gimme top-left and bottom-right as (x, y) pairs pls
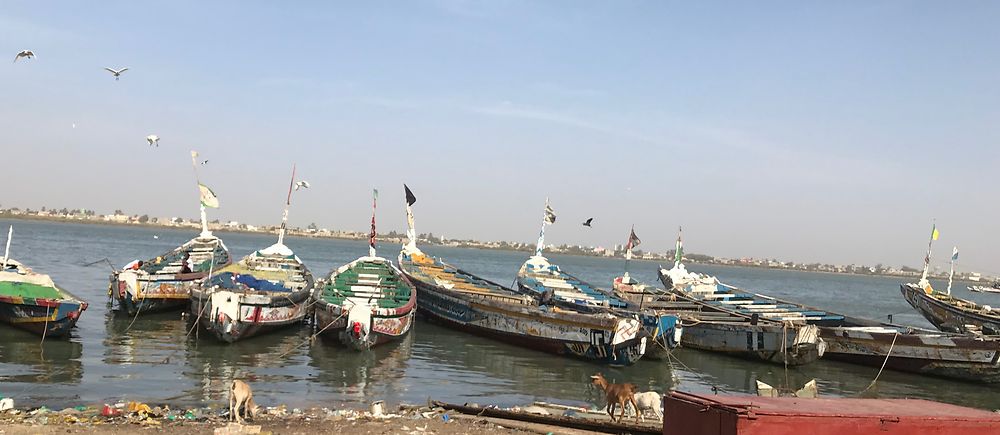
(2, 1), (999, 273)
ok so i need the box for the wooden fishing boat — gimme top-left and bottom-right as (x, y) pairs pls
(401, 249), (650, 366)
(190, 242), (313, 343)
(968, 284), (1000, 294)
(614, 274), (824, 366)
(395, 186), (648, 365)
(189, 166), (314, 343)
(112, 150), (231, 316)
(312, 189), (416, 350)
(901, 283), (1000, 334)
(111, 234), (230, 315)
(0, 226), (87, 337)
(660, 263), (1000, 383)
(314, 256), (416, 350)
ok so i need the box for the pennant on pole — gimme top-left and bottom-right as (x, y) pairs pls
(951, 246), (959, 261)
(369, 189), (378, 254)
(404, 184), (416, 207)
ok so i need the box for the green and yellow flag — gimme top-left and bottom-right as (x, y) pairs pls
(931, 225), (939, 241)
(199, 184), (219, 208)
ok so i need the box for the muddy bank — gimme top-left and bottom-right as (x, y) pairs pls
(0, 403), (563, 435)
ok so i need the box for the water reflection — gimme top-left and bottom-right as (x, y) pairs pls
(308, 330), (414, 405)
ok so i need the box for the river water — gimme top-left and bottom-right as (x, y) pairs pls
(1, 218), (997, 411)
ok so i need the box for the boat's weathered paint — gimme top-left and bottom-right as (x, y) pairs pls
(190, 288), (310, 343)
(313, 256), (417, 350)
(516, 255), (681, 356)
(402, 251), (649, 366)
(0, 295), (87, 337)
(615, 274), (822, 366)
(900, 283), (1000, 334)
(681, 321), (823, 366)
(662, 265), (1000, 382)
(665, 391), (1000, 435)
(190, 242), (313, 344)
(0, 260), (87, 338)
(111, 235), (230, 316)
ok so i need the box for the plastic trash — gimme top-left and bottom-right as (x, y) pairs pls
(0, 397), (13, 412)
(442, 413), (450, 422)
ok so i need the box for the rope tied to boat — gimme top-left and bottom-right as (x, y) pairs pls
(860, 331), (899, 395)
(273, 309), (349, 359)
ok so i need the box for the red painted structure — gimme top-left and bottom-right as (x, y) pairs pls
(664, 391), (1000, 435)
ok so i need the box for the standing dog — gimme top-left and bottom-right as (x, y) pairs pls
(229, 380), (260, 423)
(590, 373), (640, 423)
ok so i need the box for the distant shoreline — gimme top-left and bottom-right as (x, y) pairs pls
(0, 213), (972, 284)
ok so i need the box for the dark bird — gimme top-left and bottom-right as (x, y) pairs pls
(582, 218), (594, 227)
(201, 160), (208, 165)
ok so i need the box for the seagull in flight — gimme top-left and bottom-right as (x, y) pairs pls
(13, 50), (34, 63)
(104, 67), (129, 81)
(201, 160), (209, 165)
(294, 181), (310, 191)
(582, 218), (594, 227)
(146, 135), (159, 147)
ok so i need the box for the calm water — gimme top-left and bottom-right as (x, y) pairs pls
(1, 218), (998, 411)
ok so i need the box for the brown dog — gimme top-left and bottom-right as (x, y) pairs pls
(590, 373), (639, 423)
(229, 380), (260, 423)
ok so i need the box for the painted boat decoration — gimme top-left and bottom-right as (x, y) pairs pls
(615, 278), (824, 366)
(313, 189), (416, 350)
(514, 200), (681, 355)
(396, 186), (648, 366)
(111, 150), (231, 316)
(111, 234), (230, 315)
(660, 235), (1000, 383)
(0, 226), (87, 337)
(190, 166), (314, 343)
(901, 283), (1000, 334)
(900, 225), (1000, 334)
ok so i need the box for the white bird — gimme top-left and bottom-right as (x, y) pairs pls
(153, 234), (159, 239)
(13, 50), (34, 63)
(104, 67), (129, 81)
(146, 135), (159, 147)
(294, 181), (310, 191)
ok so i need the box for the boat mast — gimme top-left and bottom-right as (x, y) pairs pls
(623, 225), (635, 279)
(534, 198), (554, 258)
(946, 246), (958, 295)
(1, 225), (11, 270)
(674, 226), (684, 269)
(403, 184), (417, 252)
(918, 221), (938, 291)
(190, 151), (212, 238)
(369, 189), (378, 258)
(277, 164), (297, 246)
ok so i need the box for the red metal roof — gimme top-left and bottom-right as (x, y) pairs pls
(665, 391), (1000, 435)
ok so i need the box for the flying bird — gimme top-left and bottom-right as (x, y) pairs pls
(104, 67), (129, 80)
(201, 160), (209, 165)
(13, 50), (34, 63)
(294, 181), (311, 191)
(146, 135), (159, 147)
(582, 218), (594, 227)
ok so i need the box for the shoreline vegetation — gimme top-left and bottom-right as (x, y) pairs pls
(0, 209), (980, 283)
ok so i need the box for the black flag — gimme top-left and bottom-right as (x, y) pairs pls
(626, 228), (641, 250)
(404, 184), (417, 206)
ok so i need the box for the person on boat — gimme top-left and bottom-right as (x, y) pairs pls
(180, 253), (193, 274)
(123, 260), (144, 271)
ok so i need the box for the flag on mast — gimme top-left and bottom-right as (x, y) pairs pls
(951, 246), (959, 261)
(198, 184), (219, 208)
(369, 189), (379, 254)
(932, 225), (940, 241)
(543, 202), (556, 225)
(404, 184), (416, 206)
(674, 227), (684, 265)
(625, 228), (641, 251)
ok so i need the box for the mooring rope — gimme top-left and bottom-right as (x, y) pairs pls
(273, 309), (348, 359)
(860, 331), (899, 394)
(40, 305), (50, 358)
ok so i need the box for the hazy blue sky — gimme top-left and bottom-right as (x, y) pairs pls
(2, 2), (999, 272)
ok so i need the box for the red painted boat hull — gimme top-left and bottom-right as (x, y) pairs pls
(664, 391), (1000, 435)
